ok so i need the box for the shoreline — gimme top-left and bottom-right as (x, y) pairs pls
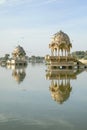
(79, 59), (87, 65)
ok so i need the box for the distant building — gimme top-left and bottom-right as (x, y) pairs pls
(7, 45), (27, 66)
(12, 45), (26, 59)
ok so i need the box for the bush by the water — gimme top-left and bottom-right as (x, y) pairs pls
(72, 51), (87, 59)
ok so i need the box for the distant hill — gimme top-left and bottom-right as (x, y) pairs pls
(71, 51), (87, 60)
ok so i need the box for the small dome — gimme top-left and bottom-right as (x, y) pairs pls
(49, 31), (72, 50)
(12, 45), (26, 57)
(52, 30), (71, 46)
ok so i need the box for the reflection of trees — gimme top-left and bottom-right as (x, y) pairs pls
(46, 69), (84, 104)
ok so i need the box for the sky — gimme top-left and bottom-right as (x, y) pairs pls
(0, 0), (87, 56)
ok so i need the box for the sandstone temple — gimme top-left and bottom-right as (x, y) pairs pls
(45, 30), (85, 70)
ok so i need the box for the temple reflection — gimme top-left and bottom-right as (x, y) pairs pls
(7, 64), (27, 84)
(46, 69), (84, 104)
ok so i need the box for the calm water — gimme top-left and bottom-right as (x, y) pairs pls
(0, 63), (87, 130)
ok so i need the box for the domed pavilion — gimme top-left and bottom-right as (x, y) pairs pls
(12, 45), (26, 59)
(45, 30), (85, 69)
(49, 30), (72, 57)
(7, 45), (27, 66)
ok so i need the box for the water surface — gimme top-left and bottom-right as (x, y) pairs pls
(0, 63), (87, 130)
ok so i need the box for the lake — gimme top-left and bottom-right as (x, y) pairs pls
(0, 63), (87, 130)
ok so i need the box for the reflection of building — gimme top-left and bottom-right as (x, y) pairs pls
(6, 64), (27, 84)
(12, 66), (26, 84)
(46, 69), (84, 104)
(45, 30), (85, 69)
(49, 80), (72, 104)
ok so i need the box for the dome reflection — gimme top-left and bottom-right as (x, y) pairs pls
(46, 69), (84, 104)
(12, 68), (26, 84)
(7, 64), (27, 84)
(49, 80), (72, 104)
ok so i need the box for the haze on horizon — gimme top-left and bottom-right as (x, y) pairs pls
(0, 0), (87, 56)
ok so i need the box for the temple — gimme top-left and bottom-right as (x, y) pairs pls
(7, 45), (27, 66)
(45, 30), (85, 69)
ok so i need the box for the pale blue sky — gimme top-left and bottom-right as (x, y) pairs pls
(0, 0), (87, 56)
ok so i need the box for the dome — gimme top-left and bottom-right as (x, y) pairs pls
(52, 30), (71, 46)
(12, 45), (26, 57)
(49, 30), (72, 56)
